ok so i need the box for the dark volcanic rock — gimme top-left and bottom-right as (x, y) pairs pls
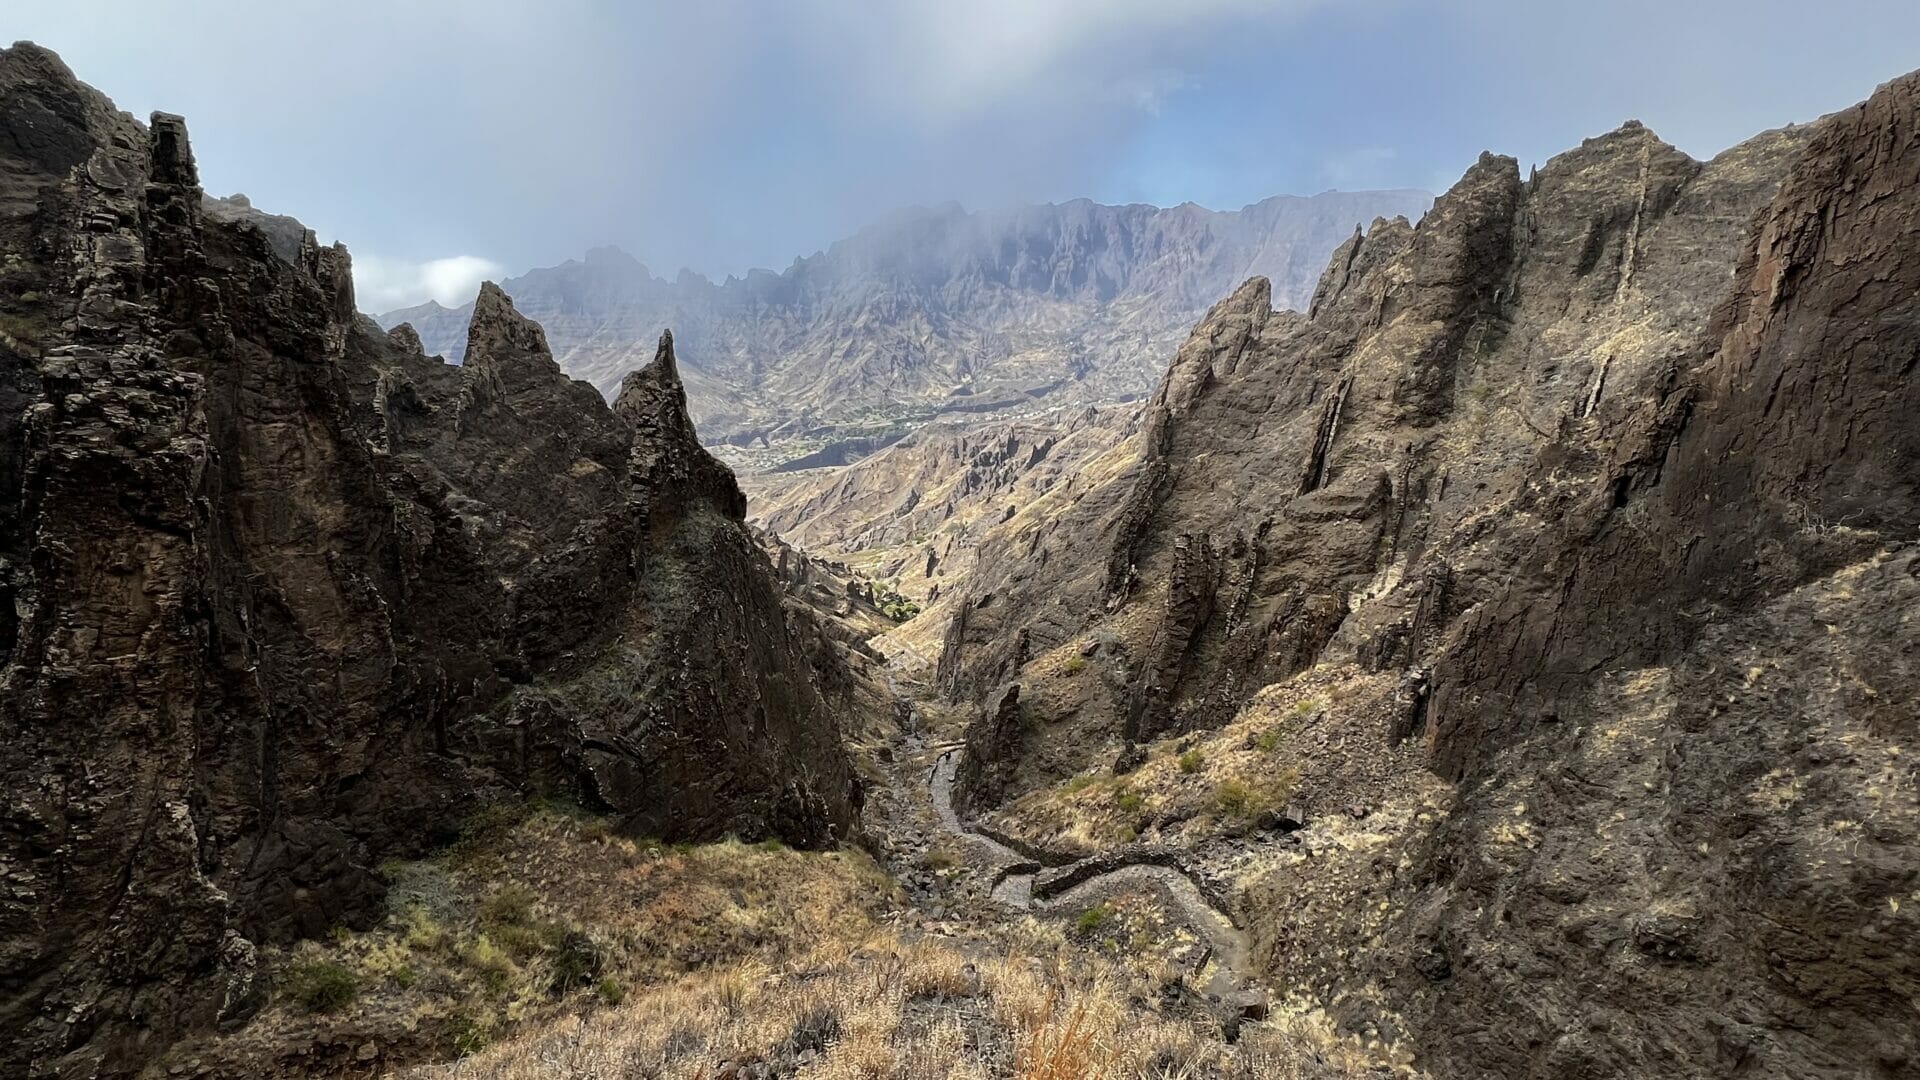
(0, 44), (856, 1078)
(930, 64), (1920, 1080)
(1393, 72), (1920, 1080)
(954, 684), (1023, 818)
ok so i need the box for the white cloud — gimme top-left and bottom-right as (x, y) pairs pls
(797, 0), (1326, 122)
(351, 254), (503, 313)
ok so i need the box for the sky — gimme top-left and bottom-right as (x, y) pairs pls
(15, 1), (1920, 311)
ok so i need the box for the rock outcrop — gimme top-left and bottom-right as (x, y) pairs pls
(377, 191), (1435, 453)
(932, 69), (1920, 1079)
(0, 44), (857, 1078)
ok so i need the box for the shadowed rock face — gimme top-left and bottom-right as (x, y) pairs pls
(0, 44), (856, 1078)
(935, 70), (1920, 1079)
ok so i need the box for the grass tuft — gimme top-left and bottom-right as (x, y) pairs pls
(1073, 904), (1113, 939)
(282, 959), (358, 1014)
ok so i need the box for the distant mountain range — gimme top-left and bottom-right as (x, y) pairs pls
(377, 191), (1432, 459)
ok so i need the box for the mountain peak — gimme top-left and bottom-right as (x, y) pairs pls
(581, 245), (654, 279)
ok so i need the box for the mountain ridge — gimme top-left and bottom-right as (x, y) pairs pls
(377, 189), (1433, 454)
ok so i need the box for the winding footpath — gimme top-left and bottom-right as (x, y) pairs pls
(927, 747), (1265, 1014)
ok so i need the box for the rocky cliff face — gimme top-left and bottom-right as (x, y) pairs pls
(0, 44), (857, 1078)
(932, 71), (1919, 1079)
(379, 191), (1433, 454)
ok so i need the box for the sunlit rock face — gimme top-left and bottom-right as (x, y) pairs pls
(934, 72), (1920, 1080)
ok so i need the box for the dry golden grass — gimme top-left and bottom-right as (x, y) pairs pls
(150, 805), (898, 1075)
(408, 924), (1419, 1080)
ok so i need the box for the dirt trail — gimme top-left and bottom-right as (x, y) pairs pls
(927, 747), (1261, 1009)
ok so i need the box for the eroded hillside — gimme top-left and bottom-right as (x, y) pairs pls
(924, 76), (1920, 1080)
(745, 404), (1142, 610)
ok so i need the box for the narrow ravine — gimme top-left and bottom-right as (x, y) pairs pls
(927, 747), (1265, 1015)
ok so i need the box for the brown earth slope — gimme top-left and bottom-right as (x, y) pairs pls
(0, 44), (858, 1078)
(745, 403), (1142, 610)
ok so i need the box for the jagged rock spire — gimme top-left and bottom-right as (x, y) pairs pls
(614, 328), (747, 519)
(148, 111), (197, 188)
(613, 328), (693, 436)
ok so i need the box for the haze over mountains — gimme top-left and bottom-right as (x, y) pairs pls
(378, 190), (1431, 458)
(9, 14), (1920, 1080)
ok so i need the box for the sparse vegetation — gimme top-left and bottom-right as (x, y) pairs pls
(991, 668), (1405, 856)
(1214, 768), (1301, 820)
(1017, 995), (1120, 1080)
(870, 576), (924, 621)
(202, 802), (895, 1074)
(1073, 904), (1114, 938)
(0, 312), (48, 351)
(594, 976), (624, 1006)
(1063, 655), (1089, 675)
(407, 927), (1418, 1078)
(281, 959), (359, 1014)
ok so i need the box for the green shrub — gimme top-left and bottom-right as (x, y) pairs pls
(1177, 749), (1204, 774)
(1063, 656), (1089, 675)
(595, 976), (625, 1006)
(0, 313), (47, 350)
(490, 918), (562, 959)
(881, 597), (922, 621)
(1213, 779), (1254, 817)
(1113, 788), (1144, 815)
(463, 935), (519, 994)
(1211, 768), (1302, 820)
(1064, 774), (1098, 794)
(449, 1011), (491, 1055)
(547, 931), (603, 995)
(1074, 904), (1113, 938)
(282, 960), (359, 1013)
(1255, 727), (1285, 753)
